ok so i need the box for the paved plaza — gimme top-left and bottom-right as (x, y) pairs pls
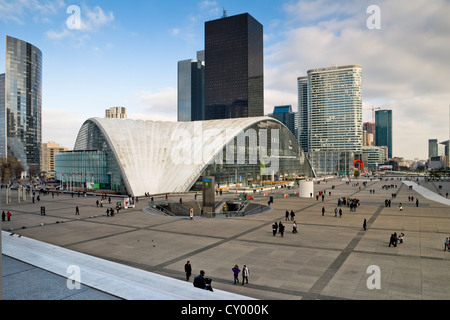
(2, 176), (450, 300)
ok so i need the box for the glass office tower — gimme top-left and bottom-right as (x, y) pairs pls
(204, 13), (264, 120)
(4, 36), (42, 171)
(177, 51), (205, 122)
(0, 73), (5, 159)
(307, 65), (362, 153)
(297, 76), (308, 152)
(375, 109), (393, 159)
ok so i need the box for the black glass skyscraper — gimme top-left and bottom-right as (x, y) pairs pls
(375, 109), (393, 158)
(204, 13), (264, 120)
(3, 36), (42, 171)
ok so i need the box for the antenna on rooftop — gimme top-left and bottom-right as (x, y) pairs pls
(222, 7), (227, 18)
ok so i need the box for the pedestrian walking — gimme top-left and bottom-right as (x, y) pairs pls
(7, 211), (11, 221)
(290, 210), (295, 221)
(322, 207), (325, 216)
(96, 199), (99, 207)
(279, 222), (285, 237)
(399, 203), (403, 212)
(232, 265), (240, 284)
(363, 219), (367, 231)
(285, 210), (289, 221)
(445, 237), (449, 251)
(75, 206), (79, 215)
(272, 222), (278, 236)
(292, 221), (298, 233)
(334, 208), (337, 217)
(185, 261), (192, 281)
(241, 265), (249, 285)
(416, 199), (419, 207)
(1, 211), (5, 222)
(339, 208), (342, 218)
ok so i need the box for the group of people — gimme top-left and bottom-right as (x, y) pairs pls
(1, 210), (12, 221)
(187, 261), (250, 292)
(232, 265), (250, 285)
(389, 232), (405, 247)
(272, 220), (298, 236)
(186, 261), (213, 291)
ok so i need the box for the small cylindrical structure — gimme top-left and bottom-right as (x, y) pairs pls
(299, 180), (314, 198)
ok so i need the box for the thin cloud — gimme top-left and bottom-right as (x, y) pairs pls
(46, 4), (114, 41)
(137, 87), (177, 119)
(0, 0), (65, 24)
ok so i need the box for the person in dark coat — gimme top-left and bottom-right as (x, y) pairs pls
(278, 222), (285, 237)
(272, 222), (278, 236)
(193, 270), (206, 289)
(185, 261), (192, 281)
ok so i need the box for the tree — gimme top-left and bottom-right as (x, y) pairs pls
(0, 157), (24, 182)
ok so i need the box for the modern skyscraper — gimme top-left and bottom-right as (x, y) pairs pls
(3, 36), (42, 171)
(204, 13), (264, 120)
(177, 51), (205, 122)
(268, 105), (297, 137)
(363, 122), (375, 146)
(306, 65), (363, 153)
(297, 76), (308, 152)
(375, 109), (393, 158)
(428, 139), (438, 158)
(0, 73), (5, 159)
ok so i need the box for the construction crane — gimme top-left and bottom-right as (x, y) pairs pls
(363, 106), (381, 123)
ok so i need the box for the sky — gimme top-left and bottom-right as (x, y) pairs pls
(0, 0), (449, 161)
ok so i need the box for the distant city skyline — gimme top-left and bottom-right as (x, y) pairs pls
(0, 0), (449, 160)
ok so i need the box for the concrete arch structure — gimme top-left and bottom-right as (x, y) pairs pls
(71, 117), (313, 196)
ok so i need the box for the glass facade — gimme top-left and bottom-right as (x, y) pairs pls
(375, 109), (393, 158)
(307, 151), (355, 176)
(177, 57), (205, 122)
(0, 73), (5, 158)
(268, 105), (297, 138)
(72, 121), (127, 193)
(204, 13), (264, 120)
(55, 151), (108, 190)
(4, 36), (42, 170)
(197, 119), (313, 188)
(307, 65), (362, 153)
(297, 76), (308, 152)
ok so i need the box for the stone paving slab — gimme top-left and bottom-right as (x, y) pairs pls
(1, 176), (450, 300)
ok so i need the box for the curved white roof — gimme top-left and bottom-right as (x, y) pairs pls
(86, 116), (285, 196)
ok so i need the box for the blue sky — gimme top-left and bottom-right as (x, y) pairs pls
(1, 0), (450, 160)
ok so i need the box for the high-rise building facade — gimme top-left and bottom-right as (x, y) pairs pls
(177, 51), (205, 122)
(105, 106), (127, 119)
(428, 139), (438, 158)
(41, 141), (68, 177)
(3, 36), (42, 171)
(0, 73), (5, 159)
(375, 109), (393, 158)
(363, 122), (375, 146)
(268, 105), (297, 138)
(307, 65), (363, 153)
(204, 13), (264, 120)
(297, 76), (308, 152)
